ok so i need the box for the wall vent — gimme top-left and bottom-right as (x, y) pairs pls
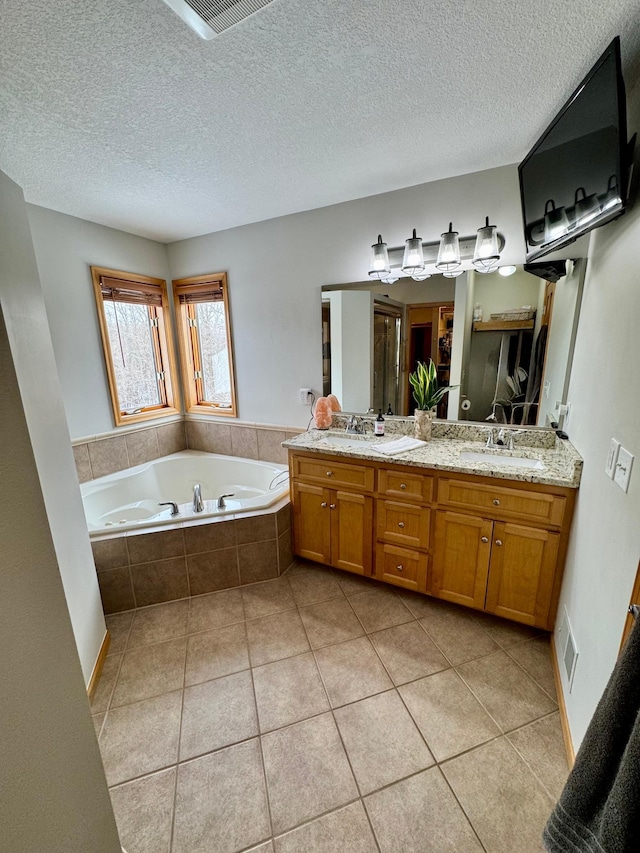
(162, 0), (278, 39)
(558, 606), (579, 691)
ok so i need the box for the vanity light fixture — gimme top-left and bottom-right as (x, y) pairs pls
(368, 235), (391, 280)
(472, 217), (500, 271)
(402, 229), (426, 276)
(573, 187), (601, 227)
(436, 223), (461, 272)
(498, 265), (517, 277)
(543, 200), (570, 244)
(442, 270), (464, 278)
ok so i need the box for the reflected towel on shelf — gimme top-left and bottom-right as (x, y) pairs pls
(543, 614), (640, 852)
(373, 436), (427, 456)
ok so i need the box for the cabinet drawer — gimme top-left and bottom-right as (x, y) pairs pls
(375, 543), (427, 591)
(377, 500), (430, 550)
(378, 468), (433, 503)
(292, 455), (374, 491)
(438, 478), (566, 527)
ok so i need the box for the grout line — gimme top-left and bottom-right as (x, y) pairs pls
(437, 766), (489, 852)
(168, 640), (188, 852)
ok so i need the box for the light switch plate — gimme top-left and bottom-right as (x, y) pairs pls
(614, 446), (634, 493)
(605, 438), (621, 478)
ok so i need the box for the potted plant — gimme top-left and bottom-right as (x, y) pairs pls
(409, 359), (457, 440)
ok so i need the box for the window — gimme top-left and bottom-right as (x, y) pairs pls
(91, 266), (180, 426)
(173, 272), (237, 416)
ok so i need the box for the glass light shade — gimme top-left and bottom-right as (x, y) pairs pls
(381, 275), (399, 284)
(573, 187), (601, 228)
(368, 234), (391, 280)
(543, 200), (570, 243)
(472, 217), (500, 270)
(601, 176), (622, 212)
(498, 265), (517, 277)
(443, 269), (464, 278)
(475, 266), (497, 274)
(401, 229), (425, 275)
(436, 223), (461, 271)
(411, 273), (431, 281)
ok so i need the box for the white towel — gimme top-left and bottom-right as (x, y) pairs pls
(373, 436), (427, 456)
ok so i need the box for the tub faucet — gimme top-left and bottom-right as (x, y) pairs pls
(158, 501), (179, 517)
(216, 493), (235, 510)
(193, 483), (204, 513)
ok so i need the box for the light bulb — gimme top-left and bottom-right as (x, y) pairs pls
(401, 229), (425, 276)
(436, 223), (461, 271)
(368, 235), (391, 280)
(498, 265), (517, 277)
(473, 217), (500, 270)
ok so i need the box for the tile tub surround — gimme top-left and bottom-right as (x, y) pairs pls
(284, 421), (583, 488)
(96, 561), (568, 852)
(73, 418), (304, 482)
(93, 503), (293, 613)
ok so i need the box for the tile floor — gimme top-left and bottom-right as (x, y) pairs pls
(93, 561), (568, 853)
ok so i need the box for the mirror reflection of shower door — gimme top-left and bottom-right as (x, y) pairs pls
(373, 304), (402, 414)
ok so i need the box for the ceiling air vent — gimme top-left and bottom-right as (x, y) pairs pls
(161, 0), (278, 39)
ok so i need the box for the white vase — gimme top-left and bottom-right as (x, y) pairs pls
(414, 409), (434, 441)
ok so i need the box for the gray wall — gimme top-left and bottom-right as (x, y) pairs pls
(0, 304), (120, 851)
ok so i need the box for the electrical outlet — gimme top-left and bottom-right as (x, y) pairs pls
(299, 387), (312, 405)
(614, 446), (634, 493)
(543, 380), (550, 399)
(605, 438), (620, 478)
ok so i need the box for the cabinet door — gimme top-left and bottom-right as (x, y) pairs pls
(430, 511), (492, 610)
(377, 500), (430, 550)
(330, 489), (373, 576)
(376, 543), (428, 592)
(292, 481), (331, 564)
(485, 522), (560, 628)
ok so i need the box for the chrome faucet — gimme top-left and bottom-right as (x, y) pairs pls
(485, 427), (524, 450)
(216, 493), (235, 509)
(345, 415), (365, 435)
(193, 483), (204, 513)
(158, 501), (179, 517)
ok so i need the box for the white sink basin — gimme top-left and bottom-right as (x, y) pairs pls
(319, 435), (376, 449)
(460, 451), (545, 470)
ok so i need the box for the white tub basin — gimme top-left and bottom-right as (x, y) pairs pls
(460, 451), (545, 470)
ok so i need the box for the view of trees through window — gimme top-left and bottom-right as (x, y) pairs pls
(104, 301), (162, 412)
(195, 301), (232, 406)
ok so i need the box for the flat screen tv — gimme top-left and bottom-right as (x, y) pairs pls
(519, 37), (629, 262)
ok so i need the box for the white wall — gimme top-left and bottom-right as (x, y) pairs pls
(27, 204), (172, 438)
(167, 164), (525, 427)
(0, 173), (105, 684)
(554, 81), (640, 748)
(0, 305), (120, 852)
(326, 290), (373, 412)
(473, 267), (541, 319)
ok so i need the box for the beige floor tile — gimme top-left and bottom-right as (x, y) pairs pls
(287, 567), (344, 606)
(185, 622), (249, 686)
(314, 636), (392, 708)
(441, 737), (554, 853)
(105, 611), (134, 655)
(397, 590), (442, 619)
(99, 691), (182, 786)
(348, 588), (414, 633)
(111, 637), (187, 707)
(180, 670), (258, 761)
(92, 713), (105, 738)
(508, 635), (557, 699)
(507, 712), (569, 800)
(334, 690), (434, 795)
(261, 712), (358, 834)
(399, 669), (501, 762)
(91, 654), (121, 713)
(241, 577), (296, 620)
(173, 739), (271, 853)
(275, 801), (377, 852)
(418, 602), (500, 665)
(253, 652), (330, 732)
(475, 612), (543, 648)
(127, 599), (189, 649)
(109, 767), (176, 853)
(298, 597), (364, 649)
(457, 650), (557, 732)
(365, 767), (482, 853)
(370, 621), (449, 685)
(188, 588), (245, 634)
(246, 609), (310, 667)
(335, 572), (385, 595)
(247, 844), (274, 853)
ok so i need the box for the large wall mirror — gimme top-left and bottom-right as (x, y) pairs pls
(321, 259), (585, 427)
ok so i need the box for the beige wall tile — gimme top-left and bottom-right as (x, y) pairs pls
(88, 435), (129, 478)
(185, 420), (210, 452)
(256, 429), (287, 464)
(92, 537), (129, 571)
(235, 513), (277, 545)
(207, 422), (233, 455)
(125, 428), (160, 467)
(157, 421), (187, 456)
(130, 556), (190, 607)
(276, 503), (291, 536)
(97, 566), (135, 614)
(126, 528), (185, 565)
(238, 540), (279, 584)
(187, 548), (240, 595)
(72, 443), (93, 483)
(230, 426), (259, 459)
(184, 518), (236, 554)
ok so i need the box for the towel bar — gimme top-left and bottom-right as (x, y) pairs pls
(629, 604), (640, 620)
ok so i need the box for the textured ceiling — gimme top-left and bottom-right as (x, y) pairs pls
(1, 0), (640, 242)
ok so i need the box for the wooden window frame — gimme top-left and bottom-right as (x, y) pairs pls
(91, 266), (181, 427)
(173, 272), (238, 417)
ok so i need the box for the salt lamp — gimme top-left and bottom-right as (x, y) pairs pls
(327, 394), (341, 412)
(314, 397), (333, 429)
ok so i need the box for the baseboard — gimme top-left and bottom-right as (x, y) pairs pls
(550, 634), (575, 768)
(87, 629), (111, 701)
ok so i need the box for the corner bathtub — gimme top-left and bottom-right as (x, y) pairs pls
(81, 450), (290, 535)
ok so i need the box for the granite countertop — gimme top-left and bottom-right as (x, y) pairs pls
(283, 419), (583, 489)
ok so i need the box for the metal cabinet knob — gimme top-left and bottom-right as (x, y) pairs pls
(320, 502), (327, 508)
(400, 483), (407, 489)
(330, 503), (336, 509)
(326, 471), (333, 477)
(481, 536), (489, 543)
(495, 539), (503, 546)
(396, 564), (404, 571)
(398, 521), (405, 528)
(493, 499), (500, 506)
